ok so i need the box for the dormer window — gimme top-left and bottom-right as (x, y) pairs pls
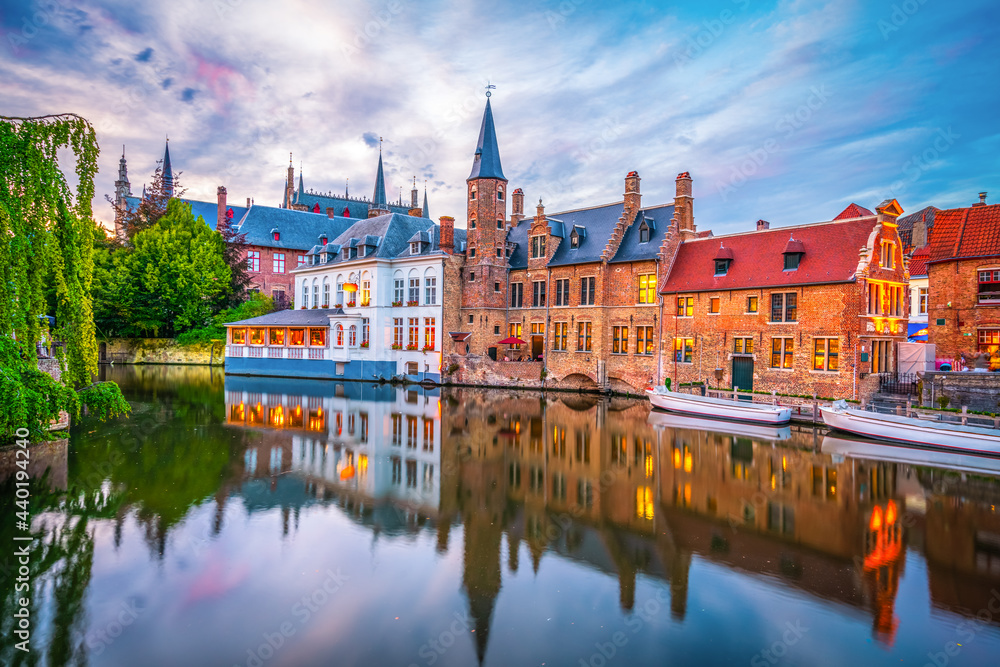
(639, 221), (650, 244)
(273, 231), (280, 242)
(570, 231), (579, 248)
(713, 244), (734, 275)
(320, 236), (327, 245)
(410, 242), (419, 255)
(343, 249), (350, 260)
(782, 236), (805, 272)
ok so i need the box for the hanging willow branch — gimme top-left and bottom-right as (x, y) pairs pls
(0, 112), (129, 438)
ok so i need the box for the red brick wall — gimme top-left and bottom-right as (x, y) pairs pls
(928, 257), (1000, 366)
(244, 245), (307, 301)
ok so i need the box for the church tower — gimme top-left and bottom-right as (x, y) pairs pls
(113, 146), (132, 238)
(462, 93), (508, 315)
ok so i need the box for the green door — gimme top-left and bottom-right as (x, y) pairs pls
(732, 356), (753, 399)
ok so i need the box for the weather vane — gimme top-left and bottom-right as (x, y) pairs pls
(485, 82), (496, 98)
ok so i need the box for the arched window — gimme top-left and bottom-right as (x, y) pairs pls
(336, 324), (344, 346)
(497, 219), (504, 230)
(393, 270), (404, 304)
(424, 268), (437, 305)
(470, 185), (477, 201)
(312, 279), (319, 308)
(322, 278), (330, 307)
(336, 275), (344, 306)
(497, 186), (504, 200)
(408, 269), (420, 304)
(469, 216), (476, 230)
(302, 281), (309, 308)
(349, 325), (357, 347)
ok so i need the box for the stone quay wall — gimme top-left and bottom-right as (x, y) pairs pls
(920, 371), (1000, 413)
(102, 338), (226, 365)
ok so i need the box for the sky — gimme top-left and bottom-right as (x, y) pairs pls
(1, 0), (998, 235)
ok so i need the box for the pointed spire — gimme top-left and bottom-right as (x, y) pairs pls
(369, 140), (389, 215)
(345, 178), (349, 197)
(298, 163), (304, 195)
(423, 181), (430, 219)
(162, 138), (174, 198)
(468, 96), (505, 181)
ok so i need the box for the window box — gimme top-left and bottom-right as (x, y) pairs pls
(391, 344), (402, 350)
(422, 345), (435, 352)
(359, 342), (369, 349)
(392, 300), (403, 307)
(347, 301), (356, 307)
(360, 299), (370, 307)
(311, 304), (318, 309)
(407, 300), (419, 307)
(334, 303), (343, 309)
(406, 344), (418, 351)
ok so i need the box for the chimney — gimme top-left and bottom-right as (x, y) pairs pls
(675, 172), (696, 240)
(326, 207), (336, 219)
(216, 186), (227, 231)
(511, 188), (525, 223)
(536, 197), (545, 221)
(756, 219), (770, 231)
(408, 207), (423, 217)
(439, 216), (455, 254)
(975, 192), (988, 206)
(624, 171), (641, 218)
(246, 197), (251, 209)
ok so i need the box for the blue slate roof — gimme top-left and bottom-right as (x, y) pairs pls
(121, 196), (248, 230)
(468, 99), (506, 181)
(293, 190), (415, 218)
(225, 308), (343, 327)
(546, 202), (626, 266)
(506, 220), (530, 269)
(235, 205), (355, 250)
(609, 203), (675, 263)
(301, 213), (459, 267)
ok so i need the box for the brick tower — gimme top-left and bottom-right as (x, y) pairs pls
(462, 95), (509, 321)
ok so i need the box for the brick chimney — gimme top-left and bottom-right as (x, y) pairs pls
(439, 216), (455, 254)
(246, 197), (251, 209)
(675, 172), (696, 240)
(975, 192), (988, 207)
(216, 186), (227, 231)
(624, 171), (641, 220)
(511, 188), (525, 225)
(756, 219), (770, 231)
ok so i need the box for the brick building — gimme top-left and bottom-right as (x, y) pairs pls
(658, 200), (910, 399)
(455, 97), (704, 392)
(926, 193), (1000, 370)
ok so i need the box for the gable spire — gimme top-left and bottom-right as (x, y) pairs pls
(162, 137), (174, 198)
(468, 90), (506, 181)
(423, 181), (430, 219)
(369, 138), (390, 217)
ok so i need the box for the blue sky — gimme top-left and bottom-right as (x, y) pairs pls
(1, 0), (998, 234)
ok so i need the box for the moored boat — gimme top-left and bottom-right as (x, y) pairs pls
(647, 410), (791, 441)
(821, 403), (1000, 456)
(645, 388), (791, 425)
(821, 435), (1000, 476)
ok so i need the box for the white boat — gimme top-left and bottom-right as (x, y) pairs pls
(645, 388), (791, 425)
(647, 410), (791, 441)
(821, 403), (1000, 456)
(821, 435), (1000, 476)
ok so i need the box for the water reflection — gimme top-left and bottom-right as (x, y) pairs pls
(4, 365), (1000, 666)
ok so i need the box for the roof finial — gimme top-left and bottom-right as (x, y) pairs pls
(485, 81), (496, 98)
(289, 152), (292, 166)
(379, 136), (383, 152)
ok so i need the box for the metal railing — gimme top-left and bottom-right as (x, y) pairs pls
(878, 372), (920, 396)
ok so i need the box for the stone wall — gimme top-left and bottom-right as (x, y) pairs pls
(919, 371), (1000, 413)
(103, 338), (225, 365)
(445, 353), (545, 389)
(37, 357), (61, 383)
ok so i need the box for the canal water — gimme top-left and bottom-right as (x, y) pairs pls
(3, 365), (1000, 667)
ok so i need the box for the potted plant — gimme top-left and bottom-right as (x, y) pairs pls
(422, 345), (434, 352)
(392, 300), (402, 307)
(406, 300), (419, 307)
(390, 344), (402, 350)
(360, 341), (369, 349)
(334, 303), (343, 308)
(360, 299), (370, 307)
(347, 300), (356, 307)
(406, 344), (418, 351)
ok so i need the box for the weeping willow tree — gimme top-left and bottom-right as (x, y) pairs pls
(0, 113), (130, 439)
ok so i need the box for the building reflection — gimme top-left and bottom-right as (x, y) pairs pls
(221, 379), (1000, 662)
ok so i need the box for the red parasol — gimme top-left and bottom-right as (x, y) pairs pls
(497, 336), (527, 345)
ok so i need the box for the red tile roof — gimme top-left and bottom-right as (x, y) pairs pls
(907, 245), (929, 277)
(661, 217), (877, 293)
(928, 203), (1000, 264)
(834, 203), (875, 220)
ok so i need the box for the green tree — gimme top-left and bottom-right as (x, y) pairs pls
(118, 198), (232, 337)
(0, 113), (129, 440)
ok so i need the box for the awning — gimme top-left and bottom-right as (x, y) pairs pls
(497, 336), (527, 345)
(907, 322), (928, 341)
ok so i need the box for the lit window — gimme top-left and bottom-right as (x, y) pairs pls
(424, 318), (435, 349)
(771, 338), (794, 369)
(813, 338), (839, 371)
(577, 322), (592, 351)
(612, 326), (629, 354)
(747, 296), (758, 313)
(269, 328), (285, 346)
(674, 338), (693, 363)
(638, 274), (657, 303)
(709, 297), (720, 314)
(733, 337), (754, 354)
(636, 326), (654, 355)
(553, 322), (568, 350)
(676, 296), (693, 317)
(231, 328), (246, 345)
